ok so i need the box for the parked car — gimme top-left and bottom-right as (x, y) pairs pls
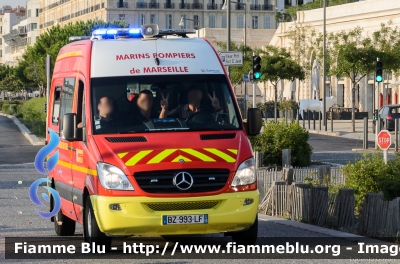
(373, 105), (400, 132)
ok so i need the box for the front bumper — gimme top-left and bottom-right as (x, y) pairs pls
(90, 190), (259, 236)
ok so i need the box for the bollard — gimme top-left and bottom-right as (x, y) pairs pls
(282, 149), (291, 168)
(363, 117), (368, 149)
(396, 119), (399, 152)
(319, 112), (322, 130)
(302, 110), (305, 128)
(308, 111), (311, 129)
(330, 110), (333, 132)
(313, 110), (316, 130)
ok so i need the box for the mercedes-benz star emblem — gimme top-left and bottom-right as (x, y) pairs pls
(173, 172), (194, 190)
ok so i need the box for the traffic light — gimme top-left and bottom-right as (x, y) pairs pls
(44, 102), (47, 113)
(376, 59), (383, 83)
(252, 55), (262, 80)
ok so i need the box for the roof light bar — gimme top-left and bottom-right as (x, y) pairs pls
(89, 24), (197, 40)
(91, 28), (142, 40)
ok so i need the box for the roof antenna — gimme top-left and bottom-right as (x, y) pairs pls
(154, 40), (160, 65)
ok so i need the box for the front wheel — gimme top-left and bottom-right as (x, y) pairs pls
(83, 197), (112, 251)
(231, 217), (258, 245)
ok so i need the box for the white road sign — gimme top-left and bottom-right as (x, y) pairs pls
(219, 51), (243, 66)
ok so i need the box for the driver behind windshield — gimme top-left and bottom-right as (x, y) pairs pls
(160, 84), (221, 119)
(130, 90), (162, 125)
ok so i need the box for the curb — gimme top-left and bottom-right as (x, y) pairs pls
(352, 148), (397, 153)
(0, 112), (45, 146)
(258, 214), (381, 243)
(307, 129), (341, 137)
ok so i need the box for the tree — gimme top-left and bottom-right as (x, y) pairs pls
(259, 46), (305, 120)
(284, 0), (359, 21)
(19, 19), (128, 95)
(329, 27), (379, 132)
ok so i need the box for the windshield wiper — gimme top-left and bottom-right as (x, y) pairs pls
(145, 128), (190, 131)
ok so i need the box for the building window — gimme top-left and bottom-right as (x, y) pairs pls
(263, 16), (270, 29)
(36, 8), (39, 17)
(119, 14), (125, 20)
(194, 15), (199, 28)
(28, 10), (31, 18)
(166, 14), (172, 29)
(252, 0), (258, 4)
(252, 16), (258, 29)
(208, 15), (215, 28)
(237, 15), (243, 29)
(150, 14), (157, 24)
(139, 14), (145, 25)
(222, 15), (226, 28)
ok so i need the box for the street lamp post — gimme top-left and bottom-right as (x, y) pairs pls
(178, 16), (200, 37)
(322, 0), (327, 131)
(222, 1), (246, 52)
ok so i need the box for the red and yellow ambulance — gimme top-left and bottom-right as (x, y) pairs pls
(47, 24), (262, 249)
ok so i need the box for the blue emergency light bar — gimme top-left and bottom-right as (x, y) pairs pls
(69, 24), (196, 43)
(91, 28), (142, 39)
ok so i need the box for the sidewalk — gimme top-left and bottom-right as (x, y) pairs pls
(0, 112), (45, 146)
(267, 118), (378, 142)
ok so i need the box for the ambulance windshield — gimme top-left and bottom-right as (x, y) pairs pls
(91, 74), (241, 134)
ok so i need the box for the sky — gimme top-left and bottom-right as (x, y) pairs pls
(0, 0), (27, 8)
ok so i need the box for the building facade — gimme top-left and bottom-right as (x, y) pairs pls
(264, 0), (400, 117)
(38, 0), (277, 46)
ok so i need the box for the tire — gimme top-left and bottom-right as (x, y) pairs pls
(83, 197), (112, 251)
(53, 192), (76, 236)
(231, 217), (258, 245)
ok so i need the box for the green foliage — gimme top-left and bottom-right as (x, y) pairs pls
(20, 97), (47, 123)
(278, 100), (299, 111)
(259, 46), (305, 85)
(343, 153), (400, 212)
(283, 0), (359, 21)
(249, 120), (312, 167)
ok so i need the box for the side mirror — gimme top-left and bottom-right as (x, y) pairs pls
(62, 113), (77, 141)
(246, 108), (262, 136)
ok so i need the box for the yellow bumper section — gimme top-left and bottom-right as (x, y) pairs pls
(90, 190), (259, 236)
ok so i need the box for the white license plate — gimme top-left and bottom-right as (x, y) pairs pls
(162, 214), (208, 225)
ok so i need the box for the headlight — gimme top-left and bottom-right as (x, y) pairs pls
(96, 162), (134, 190)
(231, 158), (256, 187)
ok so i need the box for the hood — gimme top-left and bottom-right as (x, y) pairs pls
(92, 131), (252, 176)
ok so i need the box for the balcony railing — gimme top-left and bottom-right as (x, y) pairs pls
(164, 2), (175, 8)
(191, 3), (203, 9)
(250, 4), (261, 10)
(207, 3), (218, 9)
(235, 3), (245, 10)
(179, 3), (190, 9)
(262, 4), (273, 10)
(149, 2), (159, 8)
(137, 2), (147, 8)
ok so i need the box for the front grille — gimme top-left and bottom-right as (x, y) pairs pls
(200, 133), (236, 140)
(145, 201), (220, 211)
(105, 136), (147, 143)
(134, 169), (230, 193)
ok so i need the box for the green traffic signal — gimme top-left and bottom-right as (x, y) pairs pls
(376, 75), (383, 82)
(376, 60), (383, 83)
(254, 72), (262, 79)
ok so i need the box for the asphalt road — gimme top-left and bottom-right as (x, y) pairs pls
(308, 134), (396, 165)
(0, 116), (41, 165)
